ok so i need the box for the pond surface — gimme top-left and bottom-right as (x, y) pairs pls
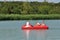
(0, 20), (60, 40)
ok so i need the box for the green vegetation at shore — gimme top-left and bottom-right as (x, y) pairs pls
(0, 14), (60, 20)
(0, 2), (60, 20)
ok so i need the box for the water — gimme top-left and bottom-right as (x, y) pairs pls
(0, 20), (60, 40)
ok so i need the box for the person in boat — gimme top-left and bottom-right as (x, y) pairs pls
(25, 22), (33, 27)
(41, 20), (46, 26)
(35, 22), (41, 26)
(41, 23), (46, 26)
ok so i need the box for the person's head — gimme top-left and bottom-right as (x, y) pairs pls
(41, 23), (45, 26)
(37, 23), (40, 24)
(36, 22), (40, 25)
(26, 22), (30, 25)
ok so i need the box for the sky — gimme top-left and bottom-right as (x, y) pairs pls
(0, 0), (60, 3)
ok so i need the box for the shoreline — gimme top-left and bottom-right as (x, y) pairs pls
(0, 14), (60, 20)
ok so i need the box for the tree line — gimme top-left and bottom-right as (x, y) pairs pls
(0, 2), (60, 14)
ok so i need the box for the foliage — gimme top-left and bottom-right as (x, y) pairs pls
(0, 14), (60, 20)
(0, 2), (60, 14)
(0, 2), (60, 20)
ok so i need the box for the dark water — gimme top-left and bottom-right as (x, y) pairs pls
(0, 20), (60, 40)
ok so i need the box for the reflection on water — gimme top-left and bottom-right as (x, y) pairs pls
(23, 30), (31, 40)
(22, 29), (48, 40)
(36, 30), (48, 40)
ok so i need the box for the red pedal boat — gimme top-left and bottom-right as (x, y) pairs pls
(33, 23), (48, 29)
(22, 22), (48, 30)
(22, 22), (33, 30)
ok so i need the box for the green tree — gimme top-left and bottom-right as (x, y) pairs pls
(38, 5), (52, 14)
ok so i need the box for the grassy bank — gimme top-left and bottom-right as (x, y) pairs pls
(0, 14), (60, 20)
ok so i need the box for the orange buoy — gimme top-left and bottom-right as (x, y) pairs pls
(33, 23), (48, 29)
(22, 22), (33, 30)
